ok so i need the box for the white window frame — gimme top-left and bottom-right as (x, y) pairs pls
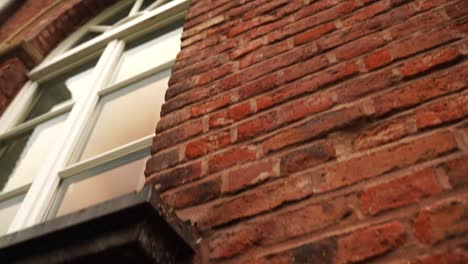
(0, 0), (189, 234)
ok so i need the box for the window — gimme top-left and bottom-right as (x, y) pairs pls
(0, 0), (188, 235)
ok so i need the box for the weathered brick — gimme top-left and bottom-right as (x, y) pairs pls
(238, 73), (280, 100)
(147, 162), (202, 192)
(163, 177), (222, 209)
(364, 48), (393, 70)
(335, 221), (406, 263)
(228, 16), (276, 38)
(354, 116), (417, 151)
(151, 120), (203, 153)
(282, 54), (329, 83)
(208, 145), (257, 174)
(415, 93), (468, 129)
(224, 159), (279, 194)
(280, 140), (336, 175)
(361, 168), (442, 215)
(278, 91), (336, 124)
(315, 130), (457, 193)
(440, 155), (468, 189)
(209, 196), (355, 260)
(341, 0), (390, 27)
(411, 249), (468, 264)
(389, 9), (447, 40)
(237, 111), (279, 141)
(398, 47), (463, 78)
(262, 105), (366, 154)
(373, 64), (468, 116)
(293, 23), (336, 46)
(414, 199), (468, 244)
(239, 39), (290, 69)
(185, 130), (232, 159)
(335, 33), (387, 61)
(145, 148), (180, 175)
(190, 93), (232, 117)
(209, 101), (252, 129)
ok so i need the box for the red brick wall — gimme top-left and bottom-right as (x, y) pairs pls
(146, 0), (468, 263)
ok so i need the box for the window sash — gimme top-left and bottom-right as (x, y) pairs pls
(4, 0), (186, 235)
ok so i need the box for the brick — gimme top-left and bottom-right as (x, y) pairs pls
(391, 28), (460, 61)
(163, 177), (222, 209)
(336, 69), (397, 104)
(194, 64), (233, 86)
(228, 16), (276, 37)
(224, 159), (278, 194)
(414, 199), (468, 244)
(341, 0), (390, 27)
(151, 120), (203, 153)
(145, 148), (180, 175)
(183, 15), (225, 38)
(293, 23), (336, 46)
(282, 54), (329, 83)
(190, 93), (232, 117)
(208, 145), (257, 174)
(230, 38), (263, 60)
(354, 116), (417, 151)
(364, 48), (393, 70)
(399, 47), (463, 78)
(147, 162), (202, 192)
(415, 93), (468, 129)
(238, 43), (318, 84)
(185, 131), (231, 159)
(257, 63), (358, 111)
(238, 73), (280, 100)
(266, 221), (406, 264)
(441, 155), (468, 189)
(208, 196), (355, 260)
(294, 0), (337, 20)
(315, 130), (457, 193)
(445, 0), (468, 20)
(262, 105), (366, 154)
(243, 0), (289, 20)
(237, 111), (279, 141)
(161, 87), (211, 116)
(240, 40), (290, 69)
(390, 10), (447, 40)
(317, 4), (417, 51)
(209, 101), (252, 129)
(335, 221), (406, 263)
(412, 249), (468, 264)
(418, 0), (453, 11)
(373, 64), (468, 116)
(335, 33), (387, 61)
(279, 91), (336, 123)
(156, 108), (190, 133)
(361, 168), (442, 215)
(280, 140), (336, 175)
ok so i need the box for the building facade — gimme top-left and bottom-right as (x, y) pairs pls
(0, 0), (467, 263)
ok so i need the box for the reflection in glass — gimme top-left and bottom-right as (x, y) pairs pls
(56, 157), (147, 217)
(0, 114), (68, 193)
(25, 60), (96, 121)
(80, 69), (170, 161)
(112, 22), (182, 83)
(0, 195), (23, 235)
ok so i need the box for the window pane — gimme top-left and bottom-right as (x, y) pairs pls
(0, 195), (23, 236)
(112, 22), (182, 83)
(56, 157), (147, 217)
(25, 60), (97, 121)
(79, 69), (170, 161)
(0, 114), (68, 193)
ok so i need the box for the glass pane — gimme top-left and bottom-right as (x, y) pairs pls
(0, 114), (68, 193)
(56, 157), (147, 217)
(79, 69), (170, 161)
(25, 60), (97, 121)
(112, 22), (182, 83)
(0, 195), (23, 236)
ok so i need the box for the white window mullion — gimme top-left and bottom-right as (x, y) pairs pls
(8, 40), (125, 231)
(0, 82), (38, 133)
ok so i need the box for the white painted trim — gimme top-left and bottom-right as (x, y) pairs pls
(59, 134), (153, 178)
(0, 101), (73, 141)
(0, 82), (38, 133)
(29, 0), (189, 81)
(0, 184), (30, 203)
(98, 58), (174, 96)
